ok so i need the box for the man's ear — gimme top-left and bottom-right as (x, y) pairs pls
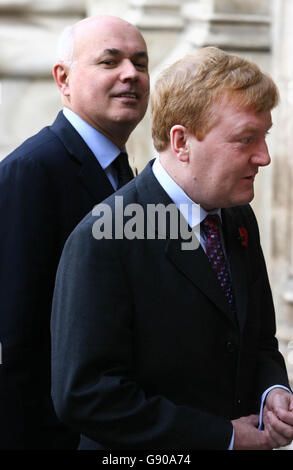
(52, 62), (71, 97)
(170, 125), (189, 162)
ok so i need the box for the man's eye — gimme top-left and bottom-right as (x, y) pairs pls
(134, 62), (148, 70)
(101, 60), (115, 66)
(240, 137), (253, 144)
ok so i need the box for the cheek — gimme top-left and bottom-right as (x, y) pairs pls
(141, 76), (150, 95)
(205, 162), (230, 184)
(78, 69), (112, 95)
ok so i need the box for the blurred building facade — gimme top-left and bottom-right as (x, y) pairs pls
(0, 0), (292, 391)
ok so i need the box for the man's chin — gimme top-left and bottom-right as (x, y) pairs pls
(220, 192), (254, 209)
(233, 192), (254, 207)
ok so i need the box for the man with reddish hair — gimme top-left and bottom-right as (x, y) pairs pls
(51, 47), (293, 450)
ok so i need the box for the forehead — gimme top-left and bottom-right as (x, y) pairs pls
(211, 100), (272, 134)
(74, 20), (148, 59)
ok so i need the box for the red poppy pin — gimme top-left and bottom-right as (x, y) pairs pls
(238, 227), (248, 248)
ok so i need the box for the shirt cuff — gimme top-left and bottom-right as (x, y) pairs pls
(228, 429), (235, 450)
(258, 385), (292, 430)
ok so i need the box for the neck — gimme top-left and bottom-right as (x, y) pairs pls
(93, 124), (129, 149)
(159, 153), (190, 196)
(159, 153), (215, 209)
(63, 104), (130, 149)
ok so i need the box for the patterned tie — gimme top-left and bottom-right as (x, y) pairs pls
(202, 214), (234, 311)
(112, 152), (134, 189)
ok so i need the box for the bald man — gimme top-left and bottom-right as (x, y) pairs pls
(0, 15), (149, 450)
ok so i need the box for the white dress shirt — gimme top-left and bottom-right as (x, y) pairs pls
(152, 156), (221, 251)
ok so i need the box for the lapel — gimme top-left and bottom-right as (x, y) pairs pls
(135, 162), (238, 327)
(165, 237), (237, 325)
(221, 209), (248, 331)
(50, 111), (114, 201)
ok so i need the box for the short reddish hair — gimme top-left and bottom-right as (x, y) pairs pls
(151, 47), (279, 151)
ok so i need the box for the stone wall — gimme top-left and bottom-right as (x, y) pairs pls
(0, 0), (85, 158)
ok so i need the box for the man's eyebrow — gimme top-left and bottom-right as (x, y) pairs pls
(99, 48), (148, 61)
(232, 121), (273, 135)
(101, 48), (120, 56)
(134, 51), (148, 59)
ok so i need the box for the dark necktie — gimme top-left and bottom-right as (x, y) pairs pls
(112, 152), (134, 189)
(202, 214), (234, 311)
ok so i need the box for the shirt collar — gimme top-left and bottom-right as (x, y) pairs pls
(152, 157), (221, 227)
(63, 107), (121, 169)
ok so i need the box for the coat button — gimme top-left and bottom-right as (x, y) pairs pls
(226, 341), (235, 353)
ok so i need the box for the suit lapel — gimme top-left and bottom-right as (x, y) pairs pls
(135, 163), (238, 326)
(222, 209), (248, 331)
(165, 236), (237, 324)
(50, 111), (114, 201)
(77, 152), (114, 201)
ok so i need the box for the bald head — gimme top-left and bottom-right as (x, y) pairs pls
(56, 16), (146, 67)
(74, 15), (142, 36)
(53, 15), (149, 147)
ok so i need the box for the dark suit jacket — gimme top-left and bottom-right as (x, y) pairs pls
(0, 111), (116, 449)
(51, 161), (290, 450)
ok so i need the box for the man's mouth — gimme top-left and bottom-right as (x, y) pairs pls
(243, 172), (257, 181)
(114, 93), (139, 100)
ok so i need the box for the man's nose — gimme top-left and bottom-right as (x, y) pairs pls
(250, 140), (271, 167)
(119, 60), (139, 81)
